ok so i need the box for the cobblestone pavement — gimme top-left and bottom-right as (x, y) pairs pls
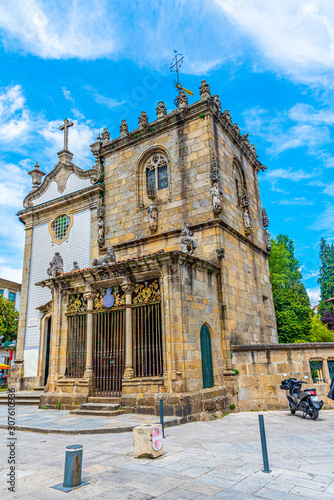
(0, 405), (178, 433)
(1, 410), (334, 499)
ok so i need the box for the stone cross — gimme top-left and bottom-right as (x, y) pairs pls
(59, 119), (74, 151)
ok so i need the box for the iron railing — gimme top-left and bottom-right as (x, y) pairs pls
(67, 314), (87, 378)
(309, 360), (325, 383)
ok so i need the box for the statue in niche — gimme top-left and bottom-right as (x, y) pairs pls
(147, 201), (158, 233)
(98, 219), (104, 246)
(47, 252), (64, 277)
(243, 209), (252, 236)
(210, 182), (223, 215)
(92, 246), (116, 267)
(181, 222), (197, 254)
(210, 156), (220, 183)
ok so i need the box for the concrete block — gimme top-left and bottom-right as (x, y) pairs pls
(133, 423), (163, 459)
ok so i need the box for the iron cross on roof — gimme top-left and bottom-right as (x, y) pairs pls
(59, 119), (74, 151)
(170, 50), (193, 98)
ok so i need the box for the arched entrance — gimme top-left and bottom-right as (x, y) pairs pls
(200, 324), (214, 388)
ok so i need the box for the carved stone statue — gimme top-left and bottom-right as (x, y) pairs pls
(92, 246), (116, 267)
(264, 228), (272, 252)
(210, 182), (223, 215)
(119, 119), (128, 138)
(156, 101), (167, 119)
(97, 198), (105, 247)
(147, 201), (158, 233)
(240, 187), (250, 209)
(176, 91), (188, 109)
(216, 247), (225, 260)
(47, 252), (64, 277)
(71, 261), (80, 271)
(262, 207), (269, 228)
(243, 209), (252, 236)
(138, 111), (148, 129)
(210, 95), (221, 112)
(222, 110), (232, 125)
(210, 156), (220, 183)
(240, 133), (250, 147)
(101, 127), (110, 144)
(199, 80), (210, 100)
(181, 222), (197, 254)
(250, 143), (257, 157)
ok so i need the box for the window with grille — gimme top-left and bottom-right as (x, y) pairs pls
(51, 214), (71, 242)
(328, 360), (334, 381)
(8, 292), (15, 302)
(309, 360), (325, 383)
(145, 153), (168, 194)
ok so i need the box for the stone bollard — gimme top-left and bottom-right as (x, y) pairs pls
(133, 424), (163, 459)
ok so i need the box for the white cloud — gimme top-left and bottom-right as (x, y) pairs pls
(84, 87), (126, 109)
(0, 262), (23, 284)
(308, 205), (334, 231)
(323, 183), (334, 197)
(0, 85), (31, 145)
(0, 161), (31, 207)
(307, 287), (321, 306)
(275, 198), (314, 206)
(266, 168), (315, 183)
(215, 0), (334, 86)
(62, 87), (74, 103)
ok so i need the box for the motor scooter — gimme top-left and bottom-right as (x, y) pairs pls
(280, 376), (323, 420)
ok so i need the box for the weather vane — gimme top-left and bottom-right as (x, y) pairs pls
(170, 50), (193, 105)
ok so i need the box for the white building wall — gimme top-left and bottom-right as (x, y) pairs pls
(23, 209), (91, 377)
(32, 173), (92, 206)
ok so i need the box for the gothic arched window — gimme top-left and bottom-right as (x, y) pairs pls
(145, 154), (168, 195)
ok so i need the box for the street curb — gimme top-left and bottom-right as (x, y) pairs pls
(0, 418), (182, 434)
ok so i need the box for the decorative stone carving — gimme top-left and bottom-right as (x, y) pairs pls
(216, 247), (225, 260)
(264, 228), (272, 252)
(243, 209), (252, 236)
(92, 246), (116, 267)
(210, 156), (220, 183)
(47, 252), (64, 278)
(210, 182), (223, 216)
(232, 123), (240, 137)
(176, 90), (188, 109)
(199, 80), (210, 100)
(147, 201), (158, 233)
(210, 95), (221, 112)
(133, 280), (161, 304)
(28, 162), (45, 190)
(67, 293), (87, 313)
(121, 275), (135, 294)
(119, 119), (129, 138)
(138, 111), (149, 129)
(156, 101), (167, 119)
(240, 187), (250, 209)
(240, 134), (250, 147)
(71, 261), (80, 272)
(101, 127), (110, 144)
(147, 179), (156, 200)
(90, 135), (104, 183)
(262, 207), (269, 228)
(250, 144), (257, 157)
(181, 222), (197, 254)
(222, 110), (232, 125)
(97, 198), (105, 247)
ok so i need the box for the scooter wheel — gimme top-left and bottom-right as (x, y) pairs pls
(310, 407), (319, 420)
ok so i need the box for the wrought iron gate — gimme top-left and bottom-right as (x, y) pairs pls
(132, 302), (163, 377)
(67, 314), (87, 378)
(93, 309), (125, 396)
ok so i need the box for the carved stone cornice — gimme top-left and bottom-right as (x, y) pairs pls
(23, 161), (99, 208)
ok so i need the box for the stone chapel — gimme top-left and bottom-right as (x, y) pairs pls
(10, 81), (281, 416)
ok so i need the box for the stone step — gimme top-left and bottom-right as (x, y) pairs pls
(87, 397), (121, 404)
(79, 403), (120, 411)
(70, 409), (125, 417)
(0, 399), (41, 405)
(33, 387), (44, 391)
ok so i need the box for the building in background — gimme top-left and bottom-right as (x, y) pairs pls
(0, 278), (20, 378)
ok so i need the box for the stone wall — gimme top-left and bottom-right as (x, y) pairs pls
(232, 343), (334, 411)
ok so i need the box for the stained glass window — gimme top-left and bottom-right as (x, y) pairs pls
(52, 214), (71, 242)
(145, 153), (168, 194)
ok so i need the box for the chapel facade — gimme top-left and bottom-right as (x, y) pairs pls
(10, 81), (278, 416)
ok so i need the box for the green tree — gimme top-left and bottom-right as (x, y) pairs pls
(318, 238), (334, 316)
(269, 234), (312, 343)
(0, 296), (19, 342)
(309, 314), (334, 342)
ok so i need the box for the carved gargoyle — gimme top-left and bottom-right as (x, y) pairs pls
(92, 246), (116, 267)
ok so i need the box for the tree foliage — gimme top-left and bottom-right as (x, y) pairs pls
(321, 310), (334, 332)
(309, 314), (334, 342)
(0, 296), (19, 342)
(269, 234), (312, 343)
(318, 238), (334, 316)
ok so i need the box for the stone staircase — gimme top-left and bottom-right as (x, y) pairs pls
(0, 391), (43, 406)
(70, 397), (125, 417)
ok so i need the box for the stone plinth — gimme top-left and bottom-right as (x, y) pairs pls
(133, 424), (163, 459)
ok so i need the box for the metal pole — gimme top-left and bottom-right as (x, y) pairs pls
(258, 415), (271, 473)
(160, 399), (165, 438)
(63, 445), (83, 488)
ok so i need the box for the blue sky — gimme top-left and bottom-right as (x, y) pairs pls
(0, 0), (333, 305)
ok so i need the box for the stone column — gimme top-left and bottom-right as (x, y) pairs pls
(122, 279), (135, 379)
(83, 291), (95, 379)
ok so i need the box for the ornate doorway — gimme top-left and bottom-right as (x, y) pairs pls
(43, 317), (52, 386)
(200, 324), (214, 388)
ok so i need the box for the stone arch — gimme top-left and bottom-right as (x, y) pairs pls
(137, 145), (172, 208)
